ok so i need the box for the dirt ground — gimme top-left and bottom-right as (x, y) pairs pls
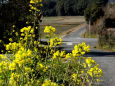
(41, 16), (85, 25)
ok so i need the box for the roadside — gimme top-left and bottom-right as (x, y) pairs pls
(40, 16), (85, 38)
(80, 25), (115, 52)
(60, 23), (115, 86)
(61, 23), (86, 38)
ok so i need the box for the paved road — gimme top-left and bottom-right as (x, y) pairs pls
(61, 25), (115, 86)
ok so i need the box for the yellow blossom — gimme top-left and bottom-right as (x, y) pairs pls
(85, 57), (95, 67)
(71, 73), (77, 81)
(15, 32), (18, 36)
(65, 53), (72, 59)
(49, 37), (62, 47)
(9, 38), (13, 42)
(0, 54), (7, 59)
(12, 25), (16, 28)
(87, 65), (102, 77)
(44, 26), (56, 33)
(30, 0), (42, 4)
(52, 51), (60, 59)
(0, 40), (2, 43)
(39, 63), (44, 68)
(9, 62), (16, 70)
(42, 79), (59, 86)
(9, 73), (20, 85)
(0, 61), (9, 73)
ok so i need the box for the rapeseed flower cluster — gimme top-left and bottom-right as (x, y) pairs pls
(42, 80), (59, 86)
(37, 63), (48, 72)
(52, 51), (65, 59)
(9, 47), (33, 70)
(72, 42), (90, 57)
(6, 42), (21, 51)
(44, 26), (56, 33)
(30, 0), (42, 4)
(0, 60), (9, 73)
(0, 25), (103, 86)
(20, 26), (32, 33)
(20, 26), (36, 45)
(85, 57), (96, 67)
(29, 0), (43, 12)
(0, 2), (103, 84)
(71, 73), (77, 81)
(65, 53), (72, 59)
(0, 0), (103, 84)
(49, 37), (62, 47)
(29, 5), (40, 12)
(9, 38), (13, 42)
(87, 65), (103, 77)
(9, 73), (20, 86)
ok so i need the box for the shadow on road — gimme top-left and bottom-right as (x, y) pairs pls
(86, 51), (115, 57)
(61, 48), (115, 57)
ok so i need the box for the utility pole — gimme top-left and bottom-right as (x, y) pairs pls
(88, 17), (91, 37)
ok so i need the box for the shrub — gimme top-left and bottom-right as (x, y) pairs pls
(0, 25), (103, 86)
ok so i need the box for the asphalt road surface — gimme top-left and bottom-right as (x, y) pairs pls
(61, 25), (115, 86)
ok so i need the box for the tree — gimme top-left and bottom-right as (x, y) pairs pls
(0, 0), (30, 41)
(56, 0), (65, 16)
(43, 0), (56, 16)
(43, 0), (91, 16)
(84, 0), (108, 24)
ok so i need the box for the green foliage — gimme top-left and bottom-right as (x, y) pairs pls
(84, 0), (108, 24)
(0, 0), (30, 41)
(0, 0), (43, 52)
(43, 0), (108, 17)
(0, 25), (103, 86)
(43, 0), (57, 16)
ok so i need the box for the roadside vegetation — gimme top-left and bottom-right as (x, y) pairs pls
(0, 0), (103, 86)
(0, 25), (103, 86)
(84, 0), (115, 51)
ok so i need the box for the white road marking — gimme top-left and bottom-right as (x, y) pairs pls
(66, 42), (73, 45)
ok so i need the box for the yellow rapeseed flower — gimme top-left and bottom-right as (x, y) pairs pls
(42, 79), (59, 86)
(9, 73), (20, 85)
(52, 51), (65, 59)
(30, 0), (42, 4)
(12, 25), (16, 28)
(0, 40), (2, 43)
(9, 38), (13, 42)
(0, 54), (7, 59)
(65, 53), (72, 59)
(49, 37), (62, 47)
(71, 73), (77, 81)
(44, 26), (56, 33)
(9, 62), (16, 70)
(87, 65), (102, 77)
(85, 57), (95, 67)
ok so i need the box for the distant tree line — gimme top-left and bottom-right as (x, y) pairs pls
(43, 0), (90, 16)
(43, 0), (109, 20)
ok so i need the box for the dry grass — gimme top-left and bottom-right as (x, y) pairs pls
(40, 16), (85, 38)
